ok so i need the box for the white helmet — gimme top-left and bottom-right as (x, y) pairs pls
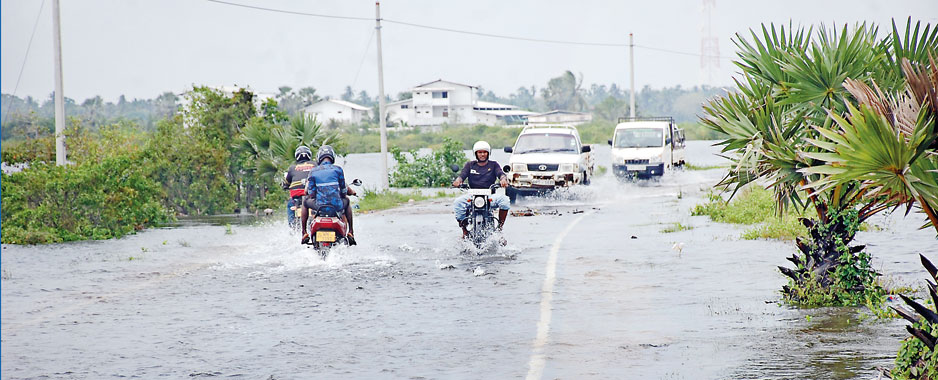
(472, 141), (491, 155)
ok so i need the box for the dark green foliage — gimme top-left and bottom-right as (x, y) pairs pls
(1, 154), (170, 244)
(389, 138), (467, 187)
(891, 254), (938, 379)
(144, 116), (235, 215)
(780, 208), (885, 308)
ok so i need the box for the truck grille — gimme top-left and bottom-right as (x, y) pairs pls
(527, 164), (559, 171)
(624, 159), (649, 164)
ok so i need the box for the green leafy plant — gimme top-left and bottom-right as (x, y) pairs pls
(389, 138), (467, 187)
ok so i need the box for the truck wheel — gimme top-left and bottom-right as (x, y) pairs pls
(507, 187), (518, 205)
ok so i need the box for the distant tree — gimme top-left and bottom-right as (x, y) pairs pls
(541, 70), (586, 111)
(357, 90), (373, 107)
(341, 86), (355, 102)
(396, 91), (413, 101)
(297, 86), (320, 106)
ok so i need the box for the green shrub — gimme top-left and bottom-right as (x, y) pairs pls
(1, 154), (171, 244)
(389, 138), (467, 187)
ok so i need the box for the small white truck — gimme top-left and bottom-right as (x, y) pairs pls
(502, 125), (594, 203)
(607, 117), (685, 179)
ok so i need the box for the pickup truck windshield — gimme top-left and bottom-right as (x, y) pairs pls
(514, 133), (578, 154)
(613, 128), (663, 148)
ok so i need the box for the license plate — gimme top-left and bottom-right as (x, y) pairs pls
(533, 179), (554, 186)
(626, 165), (646, 171)
(316, 231), (336, 242)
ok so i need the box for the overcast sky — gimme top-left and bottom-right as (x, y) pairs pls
(2, 0), (936, 103)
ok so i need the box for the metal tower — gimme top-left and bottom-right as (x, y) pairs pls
(700, 0), (720, 86)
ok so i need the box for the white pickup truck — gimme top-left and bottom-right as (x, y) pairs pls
(607, 117), (685, 179)
(502, 125), (594, 203)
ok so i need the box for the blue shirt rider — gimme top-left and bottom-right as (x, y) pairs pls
(301, 145), (356, 245)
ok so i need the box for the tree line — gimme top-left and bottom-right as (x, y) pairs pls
(2, 78), (727, 142)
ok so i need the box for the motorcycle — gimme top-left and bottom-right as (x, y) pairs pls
(303, 179), (362, 256)
(457, 182), (501, 250)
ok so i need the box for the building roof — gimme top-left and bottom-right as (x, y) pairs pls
(307, 99), (371, 111)
(387, 98), (413, 106)
(413, 79), (477, 89)
(529, 110), (591, 117)
(474, 100), (518, 110)
(474, 109), (537, 117)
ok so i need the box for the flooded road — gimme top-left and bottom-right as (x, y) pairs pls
(2, 142), (935, 379)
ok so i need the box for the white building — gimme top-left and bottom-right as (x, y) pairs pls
(526, 110), (593, 127)
(386, 79), (534, 126)
(303, 99), (372, 124)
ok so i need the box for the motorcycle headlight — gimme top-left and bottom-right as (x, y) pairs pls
(512, 163), (527, 172)
(473, 196), (486, 208)
(559, 163), (575, 172)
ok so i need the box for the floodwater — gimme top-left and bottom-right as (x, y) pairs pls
(2, 142), (935, 379)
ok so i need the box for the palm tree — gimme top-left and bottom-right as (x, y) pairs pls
(238, 114), (342, 183)
(802, 55), (938, 233)
(701, 21), (926, 305)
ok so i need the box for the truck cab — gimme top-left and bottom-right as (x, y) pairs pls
(503, 126), (593, 203)
(608, 117), (685, 179)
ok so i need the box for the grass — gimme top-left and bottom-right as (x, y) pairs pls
(692, 187), (808, 240)
(660, 222), (694, 233)
(357, 189), (451, 212)
(684, 162), (724, 171)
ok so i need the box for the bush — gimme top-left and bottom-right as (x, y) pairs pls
(389, 138), (467, 187)
(1, 154), (171, 244)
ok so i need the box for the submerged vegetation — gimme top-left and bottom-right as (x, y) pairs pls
(701, 18), (937, 311)
(692, 187), (807, 240)
(891, 255), (938, 379)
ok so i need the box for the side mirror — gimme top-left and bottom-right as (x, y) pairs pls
(665, 137), (672, 146)
(503, 165), (511, 173)
(607, 139), (613, 146)
(504, 146), (513, 153)
(581, 145), (591, 153)
(351, 179), (362, 186)
(450, 164), (460, 172)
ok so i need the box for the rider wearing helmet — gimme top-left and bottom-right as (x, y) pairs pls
(451, 140), (510, 238)
(282, 146), (316, 227)
(301, 145), (357, 244)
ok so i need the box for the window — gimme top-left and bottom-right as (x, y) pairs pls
(442, 91), (448, 98)
(401, 105), (409, 109)
(443, 109), (449, 117)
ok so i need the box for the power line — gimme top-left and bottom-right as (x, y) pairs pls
(205, 0), (736, 60)
(350, 30), (376, 89)
(635, 43), (734, 61)
(205, 0), (371, 21)
(3, 0), (46, 126)
(382, 19), (628, 47)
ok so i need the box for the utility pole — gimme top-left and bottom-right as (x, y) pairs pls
(629, 33), (635, 118)
(375, 2), (389, 189)
(53, 0), (66, 165)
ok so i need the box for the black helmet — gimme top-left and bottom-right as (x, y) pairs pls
(317, 145), (336, 164)
(295, 145), (312, 161)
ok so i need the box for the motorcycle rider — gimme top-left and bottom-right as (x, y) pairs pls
(300, 145), (357, 245)
(282, 145), (316, 228)
(451, 141), (510, 238)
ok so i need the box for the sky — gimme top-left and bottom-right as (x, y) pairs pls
(2, 0), (937, 103)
